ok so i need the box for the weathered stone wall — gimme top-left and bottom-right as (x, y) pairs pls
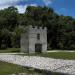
(28, 25), (47, 53)
(21, 27), (29, 53)
(21, 25), (47, 53)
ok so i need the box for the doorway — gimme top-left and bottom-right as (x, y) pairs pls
(35, 44), (42, 53)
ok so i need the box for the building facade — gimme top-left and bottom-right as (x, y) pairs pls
(21, 25), (47, 53)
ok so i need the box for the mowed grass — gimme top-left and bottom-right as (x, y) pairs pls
(0, 48), (20, 53)
(39, 52), (75, 60)
(0, 61), (36, 75)
(0, 61), (23, 75)
(20, 52), (75, 60)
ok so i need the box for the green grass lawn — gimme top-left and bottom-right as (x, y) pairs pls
(20, 52), (75, 60)
(0, 61), (24, 75)
(38, 52), (75, 60)
(0, 48), (20, 53)
(0, 61), (37, 75)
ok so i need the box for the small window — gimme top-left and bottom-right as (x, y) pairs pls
(37, 34), (40, 40)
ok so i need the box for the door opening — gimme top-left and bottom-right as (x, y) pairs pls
(35, 44), (42, 53)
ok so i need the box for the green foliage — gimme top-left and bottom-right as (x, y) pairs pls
(0, 6), (18, 30)
(11, 26), (25, 48)
(0, 28), (11, 49)
(0, 6), (75, 50)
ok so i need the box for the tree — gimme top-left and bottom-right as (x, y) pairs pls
(0, 28), (11, 49)
(0, 6), (18, 30)
(11, 26), (25, 48)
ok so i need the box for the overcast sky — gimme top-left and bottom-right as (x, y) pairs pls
(0, 0), (75, 18)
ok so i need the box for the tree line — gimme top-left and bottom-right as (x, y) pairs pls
(0, 6), (75, 50)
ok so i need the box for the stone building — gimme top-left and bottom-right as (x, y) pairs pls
(21, 25), (47, 53)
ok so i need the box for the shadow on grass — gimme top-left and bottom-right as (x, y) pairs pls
(22, 66), (70, 75)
